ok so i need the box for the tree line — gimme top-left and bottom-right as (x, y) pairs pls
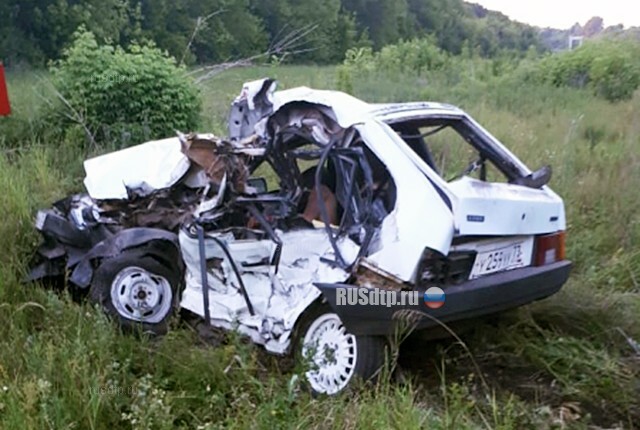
(0, 0), (545, 66)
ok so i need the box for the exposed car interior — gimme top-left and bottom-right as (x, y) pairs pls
(231, 119), (398, 268)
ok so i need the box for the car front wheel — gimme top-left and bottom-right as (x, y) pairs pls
(89, 250), (181, 335)
(299, 305), (387, 395)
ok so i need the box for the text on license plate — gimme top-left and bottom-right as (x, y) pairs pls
(469, 238), (534, 279)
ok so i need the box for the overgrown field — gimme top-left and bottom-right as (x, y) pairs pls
(0, 66), (639, 429)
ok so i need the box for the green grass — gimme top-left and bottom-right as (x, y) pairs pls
(0, 66), (638, 429)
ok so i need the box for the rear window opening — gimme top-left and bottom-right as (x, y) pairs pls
(389, 118), (512, 184)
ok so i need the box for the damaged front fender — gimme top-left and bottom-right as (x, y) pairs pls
(69, 228), (182, 289)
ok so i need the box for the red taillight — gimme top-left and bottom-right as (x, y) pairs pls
(534, 231), (566, 266)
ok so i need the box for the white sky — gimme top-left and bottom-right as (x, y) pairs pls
(471, 0), (640, 29)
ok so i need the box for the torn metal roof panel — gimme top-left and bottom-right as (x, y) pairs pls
(272, 86), (373, 128)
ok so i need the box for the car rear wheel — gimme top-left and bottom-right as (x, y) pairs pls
(298, 304), (387, 395)
(89, 250), (182, 335)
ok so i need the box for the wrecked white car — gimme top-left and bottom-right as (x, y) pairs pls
(29, 79), (572, 395)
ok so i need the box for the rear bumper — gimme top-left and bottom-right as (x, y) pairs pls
(315, 260), (572, 336)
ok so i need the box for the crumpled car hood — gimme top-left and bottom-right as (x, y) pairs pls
(83, 137), (191, 200)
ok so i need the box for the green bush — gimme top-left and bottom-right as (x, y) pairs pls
(336, 38), (451, 93)
(528, 40), (640, 102)
(339, 38), (448, 77)
(376, 38), (449, 75)
(50, 28), (201, 147)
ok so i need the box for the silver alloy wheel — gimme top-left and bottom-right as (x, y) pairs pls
(110, 266), (173, 324)
(302, 313), (357, 395)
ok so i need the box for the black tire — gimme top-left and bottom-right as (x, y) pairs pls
(89, 249), (182, 335)
(295, 302), (387, 395)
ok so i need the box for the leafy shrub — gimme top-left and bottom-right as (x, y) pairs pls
(50, 27), (201, 147)
(339, 38), (448, 74)
(336, 47), (376, 92)
(527, 40), (640, 102)
(336, 38), (449, 92)
(589, 48), (640, 102)
(376, 38), (449, 75)
(342, 47), (377, 73)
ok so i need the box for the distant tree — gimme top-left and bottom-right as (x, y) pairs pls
(407, 0), (469, 54)
(0, 1), (45, 65)
(342, 0), (542, 58)
(19, 0), (130, 59)
(583, 17), (604, 37)
(464, 6), (544, 57)
(569, 23), (583, 36)
(250, 0), (361, 63)
(136, 0), (267, 64)
(0, 0), (548, 66)
(342, 0), (412, 49)
(603, 24), (625, 35)
(0, 0), (134, 65)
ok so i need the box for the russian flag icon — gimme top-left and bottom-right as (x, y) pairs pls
(424, 287), (445, 309)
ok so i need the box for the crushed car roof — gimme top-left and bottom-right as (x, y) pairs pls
(271, 86), (465, 127)
(272, 86), (373, 128)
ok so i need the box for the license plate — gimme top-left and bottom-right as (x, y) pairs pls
(469, 238), (533, 279)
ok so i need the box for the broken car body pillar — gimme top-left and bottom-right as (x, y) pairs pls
(196, 223), (212, 324)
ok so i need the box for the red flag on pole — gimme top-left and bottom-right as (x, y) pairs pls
(0, 63), (11, 116)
